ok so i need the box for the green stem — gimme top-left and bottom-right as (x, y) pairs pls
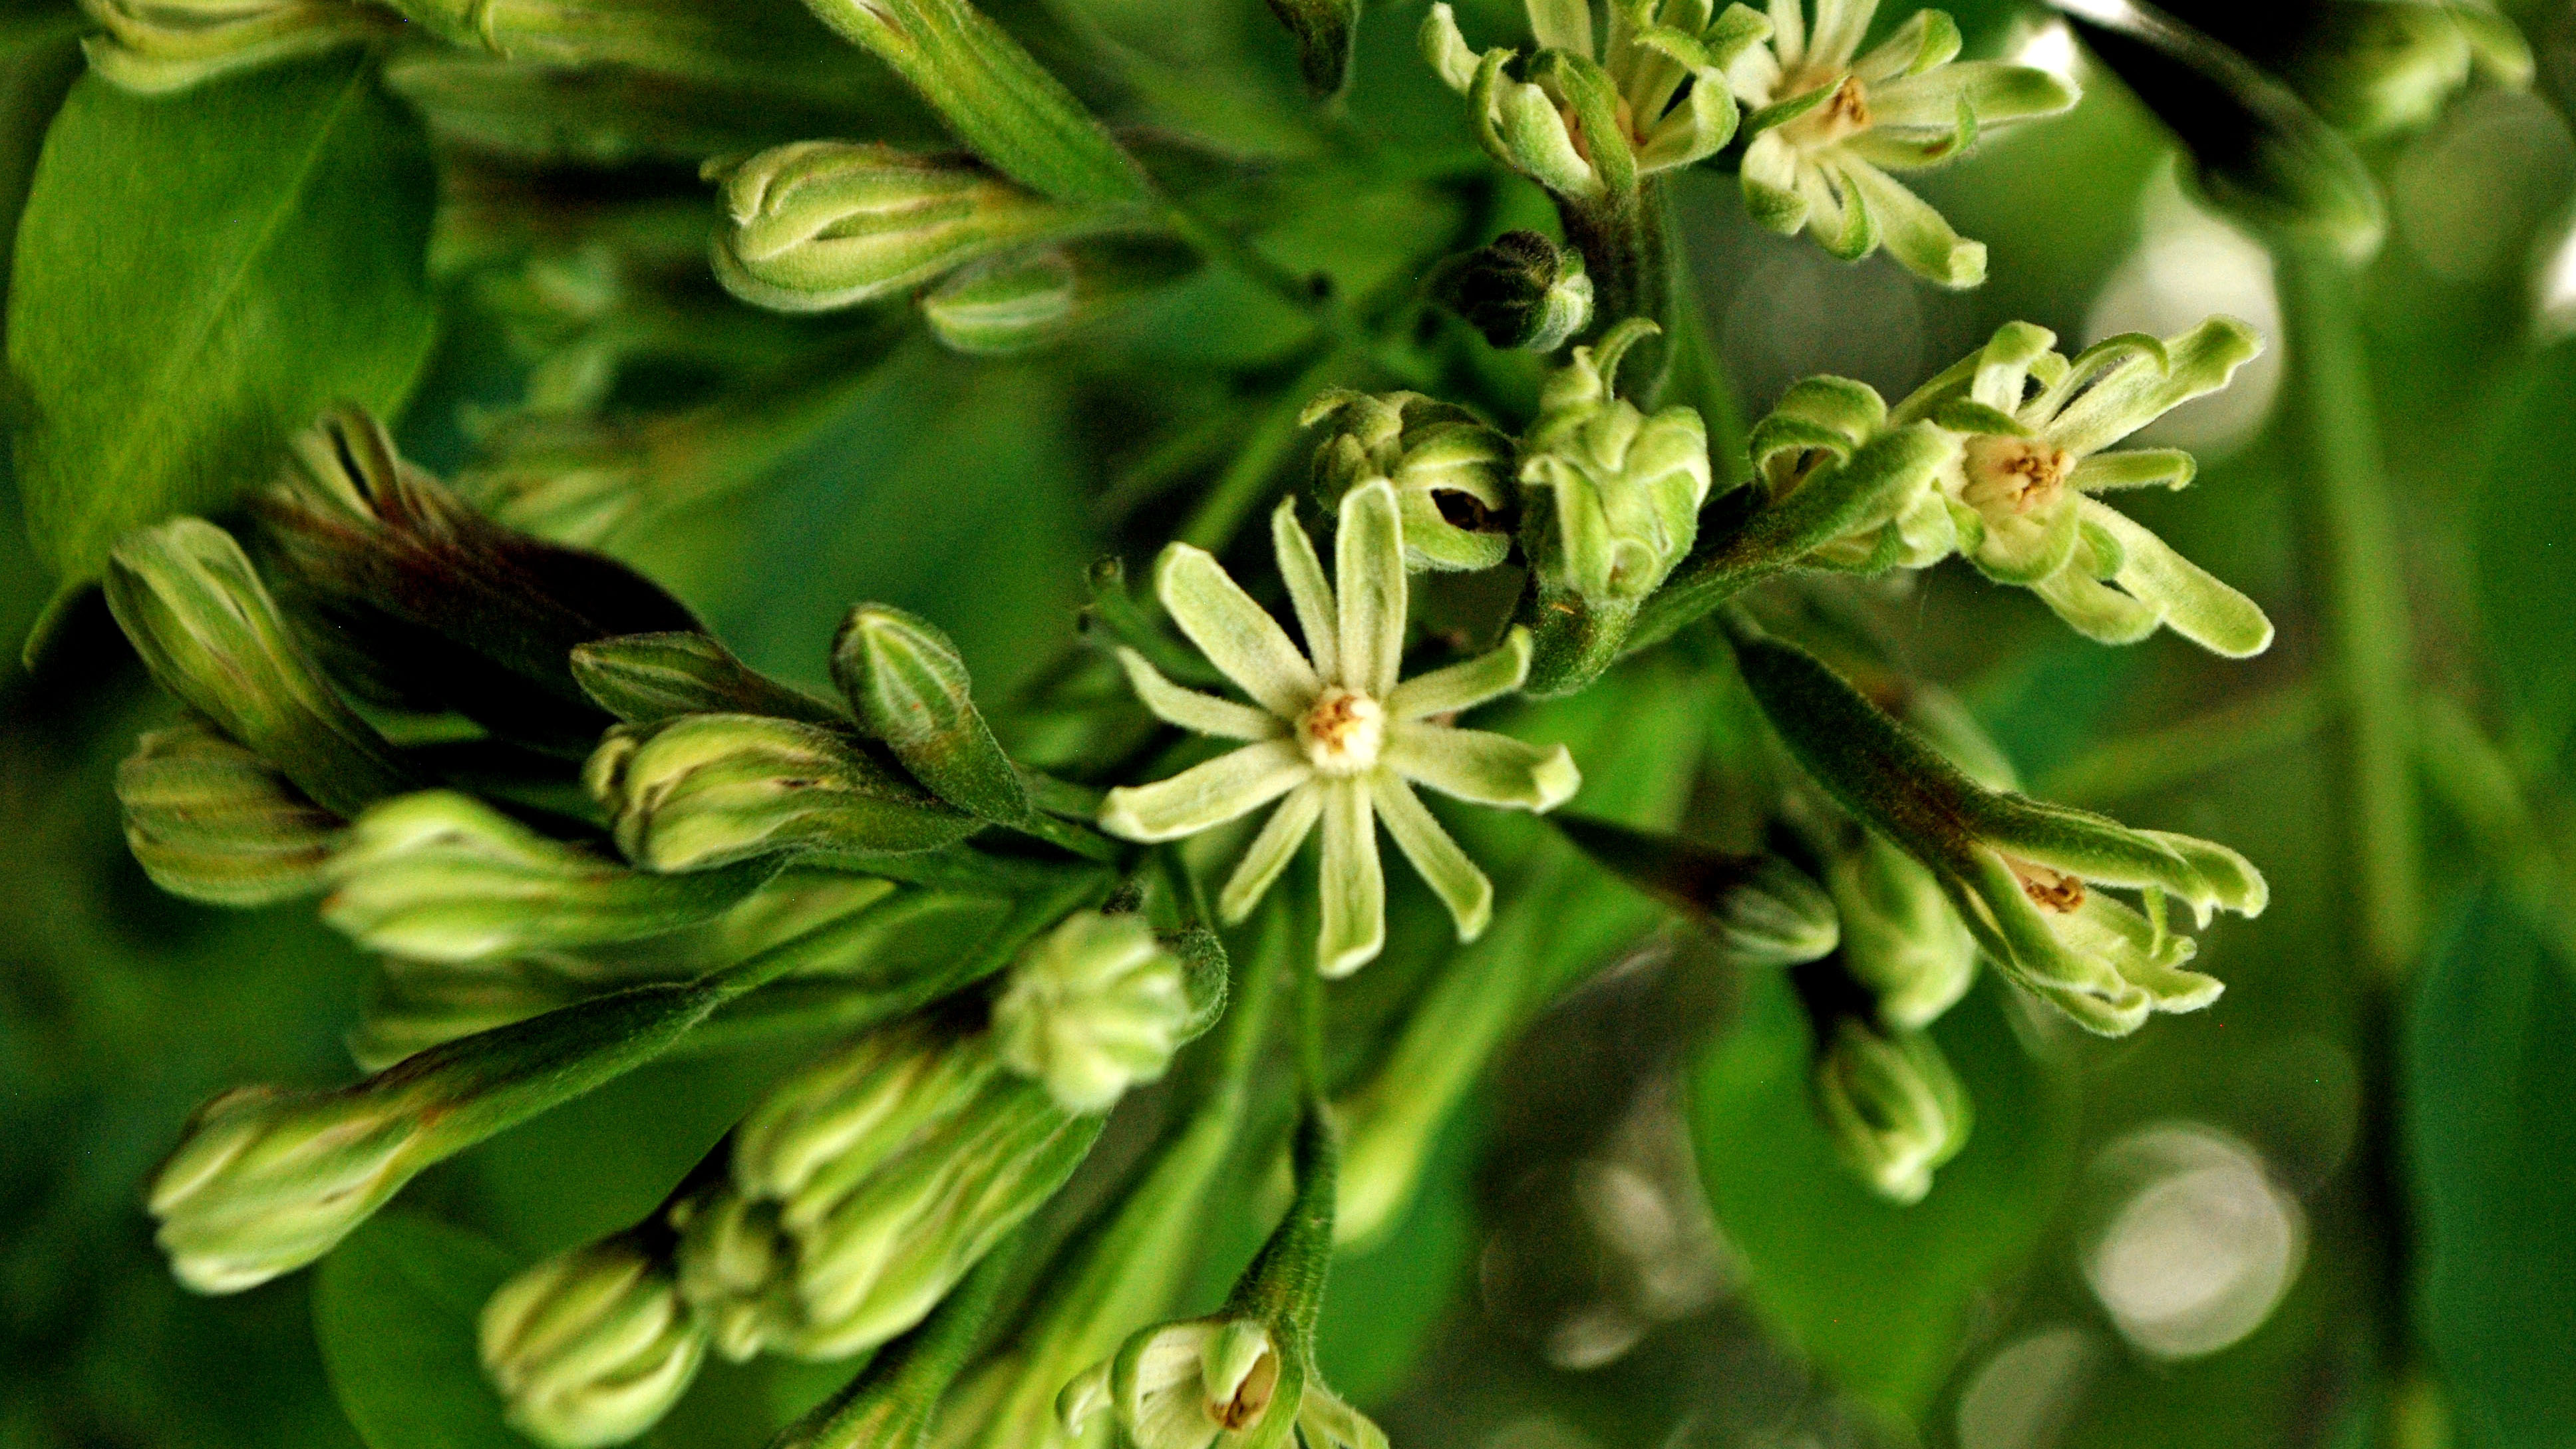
(1557, 179), (1674, 401)
(2280, 243), (2421, 979)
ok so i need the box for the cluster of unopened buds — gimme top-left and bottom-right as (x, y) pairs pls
(63, 0), (2350, 1443)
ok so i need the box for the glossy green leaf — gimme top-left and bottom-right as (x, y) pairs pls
(312, 1213), (520, 1449)
(1689, 974), (2080, 1422)
(2407, 891), (2576, 1449)
(9, 55), (435, 625)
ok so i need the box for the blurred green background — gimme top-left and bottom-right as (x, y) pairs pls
(6, 1), (2576, 1446)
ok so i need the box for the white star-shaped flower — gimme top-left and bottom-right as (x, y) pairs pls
(1098, 480), (1580, 975)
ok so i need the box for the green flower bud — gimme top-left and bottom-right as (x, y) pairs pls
(324, 791), (770, 963)
(707, 143), (1112, 314)
(1730, 624), (2265, 1038)
(253, 405), (707, 748)
(732, 1021), (1003, 1205)
(1814, 1019), (1971, 1205)
(572, 631), (848, 728)
(992, 913), (1208, 1112)
(116, 716), (343, 907)
(782, 1081), (1095, 1359)
(148, 1086), (427, 1293)
(80, 0), (393, 94)
(834, 603), (1029, 824)
(479, 1237), (709, 1449)
(921, 240), (1196, 357)
(1551, 816), (1839, 968)
(1301, 389), (1514, 573)
(585, 714), (979, 872)
(1262, 0), (1357, 95)
(1826, 828), (1977, 1031)
(1426, 230), (1593, 353)
(792, 0), (1152, 209)
(766, 1230), (1023, 1449)
(1518, 320), (1714, 692)
(1747, 375), (1959, 573)
(102, 518), (415, 820)
(672, 1187), (804, 1361)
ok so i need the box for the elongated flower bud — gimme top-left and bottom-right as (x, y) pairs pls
(82, 0), (394, 93)
(709, 143), (1110, 314)
(325, 791), (770, 962)
(148, 1086), (426, 1293)
(991, 912), (1210, 1112)
(834, 603), (1029, 824)
(1814, 1019), (1971, 1204)
(573, 632), (848, 728)
(585, 714), (979, 872)
(116, 717), (343, 906)
(480, 1237), (709, 1449)
(732, 1021), (1001, 1204)
(1302, 389), (1514, 573)
(1427, 230), (1592, 353)
(103, 518), (414, 819)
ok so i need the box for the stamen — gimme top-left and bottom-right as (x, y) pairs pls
(2007, 856), (2086, 913)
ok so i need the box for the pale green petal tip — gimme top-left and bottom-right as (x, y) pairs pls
(1530, 744), (1581, 812)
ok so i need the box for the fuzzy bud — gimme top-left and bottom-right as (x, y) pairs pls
(1428, 230), (1593, 353)
(992, 913), (1196, 1112)
(479, 1237), (709, 1449)
(148, 1086), (428, 1293)
(834, 603), (1029, 824)
(1814, 1019), (1971, 1204)
(708, 142), (1108, 313)
(585, 714), (979, 873)
(116, 717), (343, 906)
(1301, 389), (1514, 573)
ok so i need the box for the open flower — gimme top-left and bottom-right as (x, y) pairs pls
(1727, 1), (2077, 285)
(1098, 482), (1580, 976)
(1894, 318), (2275, 656)
(1423, 0), (1771, 204)
(1730, 625), (2267, 1037)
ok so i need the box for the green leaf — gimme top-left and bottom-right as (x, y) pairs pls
(9, 54), (436, 621)
(2406, 891), (2576, 1449)
(1689, 974), (2080, 1422)
(312, 1213), (520, 1449)
(2473, 338), (2576, 764)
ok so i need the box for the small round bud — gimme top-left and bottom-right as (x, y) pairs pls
(708, 142), (1105, 313)
(1518, 320), (1714, 609)
(671, 1188), (802, 1362)
(1428, 230), (1593, 352)
(992, 913), (1192, 1112)
(1814, 1020), (1972, 1205)
(479, 1238), (709, 1449)
(1301, 389), (1514, 572)
(323, 791), (764, 962)
(148, 1086), (424, 1293)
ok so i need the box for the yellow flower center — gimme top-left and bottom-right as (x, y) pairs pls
(1961, 434), (2075, 521)
(1783, 75), (1872, 149)
(1298, 689), (1384, 774)
(2006, 856), (2087, 913)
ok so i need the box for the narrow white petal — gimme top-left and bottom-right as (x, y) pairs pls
(1218, 783), (1323, 923)
(1335, 479), (1408, 699)
(1098, 740), (1312, 842)
(1368, 772), (1493, 941)
(1271, 498), (1339, 684)
(1383, 723), (1580, 811)
(1317, 779), (1385, 977)
(1386, 627), (1533, 720)
(1155, 545), (1319, 718)
(1116, 649), (1285, 741)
